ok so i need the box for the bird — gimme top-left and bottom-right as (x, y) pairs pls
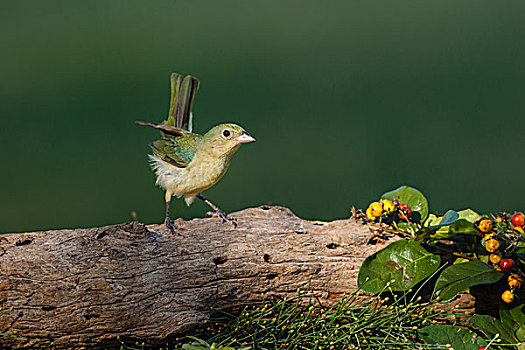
(136, 72), (255, 234)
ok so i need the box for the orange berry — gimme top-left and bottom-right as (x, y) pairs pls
(501, 290), (514, 303)
(508, 274), (522, 289)
(485, 239), (500, 252)
(489, 254), (502, 264)
(478, 219), (492, 233)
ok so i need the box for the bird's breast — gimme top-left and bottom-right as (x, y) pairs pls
(187, 153), (229, 183)
(180, 152), (231, 193)
(150, 151), (232, 197)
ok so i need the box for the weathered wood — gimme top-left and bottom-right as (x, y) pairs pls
(0, 205), (474, 349)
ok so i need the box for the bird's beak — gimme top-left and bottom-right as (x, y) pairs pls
(235, 131), (256, 144)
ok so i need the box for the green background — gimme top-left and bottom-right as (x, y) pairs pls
(2, 1), (524, 233)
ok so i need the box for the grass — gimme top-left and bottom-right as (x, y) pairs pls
(168, 282), (473, 350)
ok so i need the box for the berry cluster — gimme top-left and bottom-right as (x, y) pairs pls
(475, 212), (524, 303)
(365, 199), (412, 222)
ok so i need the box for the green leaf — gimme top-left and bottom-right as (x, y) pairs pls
(423, 210), (460, 239)
(428, 209), (479, 239)
(457, 257), (474, 265)
(357, 239), (440, 293)
(427, 210), (459, 228)
(517, 326), (525, 348)
(419, 325), (487, 350)
(500, 303), (525, 342)
(433, 261), (503, 301)
(456, 208), (482, 222)
(448, 219), (479, 236)
(422, 214), (447, 238)
(382, 185), (429, 222)
(426, 214), (442, 226)
(470, 314), (517, 345)
(449, 209), (482, 235)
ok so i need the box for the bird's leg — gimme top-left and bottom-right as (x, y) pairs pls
(164, 191), (181, 235)
(196, 194), (237, 227)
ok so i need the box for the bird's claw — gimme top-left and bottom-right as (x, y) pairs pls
(165, 217), (183, 235)
(206, 210), (238, 228)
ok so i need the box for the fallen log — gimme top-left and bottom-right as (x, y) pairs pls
(0, 205), (475, 349)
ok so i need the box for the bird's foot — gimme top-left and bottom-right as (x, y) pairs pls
(206, 210), (238, 228)
(165, 217), (183, 235)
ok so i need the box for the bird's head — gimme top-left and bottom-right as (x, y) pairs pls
(201, 123), (255, 158)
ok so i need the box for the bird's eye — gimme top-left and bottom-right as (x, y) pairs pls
(222, 130), (231, 138)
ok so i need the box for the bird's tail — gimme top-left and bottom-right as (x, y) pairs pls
(165, 73), (200, 133)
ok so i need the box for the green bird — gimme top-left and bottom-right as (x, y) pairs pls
(136, 73), (255, 233)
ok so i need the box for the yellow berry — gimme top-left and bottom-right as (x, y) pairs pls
(508, 274), (522, 289)
(369, 202), (383, 217)
(495, 217), (503, 223)
(515, 226), (524, 234)
(485, 239), (500, 252)
(478, 219), (492, 233)
(366, 207), (376, 221)
(501, 290), (514, 303)
(489, 254), (502, 264)
(381, 199), (395, 213)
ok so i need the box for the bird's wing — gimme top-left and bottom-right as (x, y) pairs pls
(165, 73), (200, 132)
(136, 72), (200, 166)
(149, 133), (200, 168)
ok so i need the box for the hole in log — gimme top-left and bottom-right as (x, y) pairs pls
(84, 314), (100, 320)
(266, 273), (278, 280)
(261, 205), (270, 210)
(41, 306), (56, 311)
(15, 238), (32, 246)
(213, 256), (228, 265)
(326, 243), (339, 249)
(263, 254), (271, 263)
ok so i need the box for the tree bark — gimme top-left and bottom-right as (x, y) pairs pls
(0, 205), (474, 349)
